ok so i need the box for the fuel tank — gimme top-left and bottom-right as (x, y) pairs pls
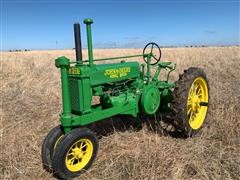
(68, 61), (140, 86)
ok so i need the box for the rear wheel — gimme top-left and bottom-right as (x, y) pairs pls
(41, 125), (64, 171)
(52, 128), (98, 179)
(173, 67), (209, 137)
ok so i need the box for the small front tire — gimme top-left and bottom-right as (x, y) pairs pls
(41, 125), (64, 171)
(52, 127), (99, 179)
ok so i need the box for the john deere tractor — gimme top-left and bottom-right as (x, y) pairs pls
(41, 18), (209, 179)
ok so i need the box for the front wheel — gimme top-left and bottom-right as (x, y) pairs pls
(52, 127), (99, 179)
(172, 67), (209, 137)
(41, 125), (64, 171)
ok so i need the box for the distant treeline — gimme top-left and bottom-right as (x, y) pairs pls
(9, 49), (31, 52)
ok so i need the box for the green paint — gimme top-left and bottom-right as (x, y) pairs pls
(55, 57), (71, 116)
(141, 85), (161, 114)
(54, 18), (177, 133)
(84, 18), (94, 67)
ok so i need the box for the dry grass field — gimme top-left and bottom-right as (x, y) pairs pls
(1, 47), (240, 179)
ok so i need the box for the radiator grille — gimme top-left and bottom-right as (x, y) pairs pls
(69, 78), (80, 111)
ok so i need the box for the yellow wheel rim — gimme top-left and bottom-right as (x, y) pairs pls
(187, 77), (209, 130)
(65, 139), (93, 172)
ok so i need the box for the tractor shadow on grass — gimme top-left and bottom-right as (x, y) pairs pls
(88, 113), (187, 139)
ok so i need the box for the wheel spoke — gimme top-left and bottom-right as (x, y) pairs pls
(190, 111), (195, 121)
(189, 111), (194, 120)
(193, 84), (197, 93)
(193, 82), (199, 93)
(67, 158), (75, 165)
(81, 144), (87, 149)
(150, 44), (154, 53)
(81, 149), (87, 153)
(196, 86), (201, 95)
(152, 55), (158, 61)
(67, 152), (74, 157)
(77, 141), (83, 148)
(67, 156), (75, 161)
(75, 142), (78, 148)
(72, 146), (78, 152)
(80, 141), (83, 148)
(189, 86), (194, 96)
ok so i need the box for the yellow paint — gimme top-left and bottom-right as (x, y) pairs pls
(187, 77), (209, 130)
(104, 67), (131, 78)
(65, 138), (93, 172)
(69, 67), (80, 75)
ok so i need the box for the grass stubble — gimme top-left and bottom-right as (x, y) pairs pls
(1, 47), (240, 179)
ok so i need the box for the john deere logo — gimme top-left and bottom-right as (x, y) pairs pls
(104, 67), (131, 78)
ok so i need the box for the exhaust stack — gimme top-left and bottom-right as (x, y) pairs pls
(74, 23), (83, 62)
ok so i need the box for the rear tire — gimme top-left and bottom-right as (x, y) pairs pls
(172, 67), (209, 137)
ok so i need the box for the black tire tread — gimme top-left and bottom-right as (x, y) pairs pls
(172, 67), (209, 137)
(41, 125), (64, 172)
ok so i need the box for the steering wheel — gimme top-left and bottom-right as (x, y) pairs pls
(143, 42), (162, 65)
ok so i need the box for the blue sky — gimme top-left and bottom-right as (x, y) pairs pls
(1, 0), (239, 50)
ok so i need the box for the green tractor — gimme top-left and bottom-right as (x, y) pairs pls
(41, 18), (209, 179)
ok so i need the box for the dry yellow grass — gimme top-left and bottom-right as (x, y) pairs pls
(1, 47), (240, 179)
